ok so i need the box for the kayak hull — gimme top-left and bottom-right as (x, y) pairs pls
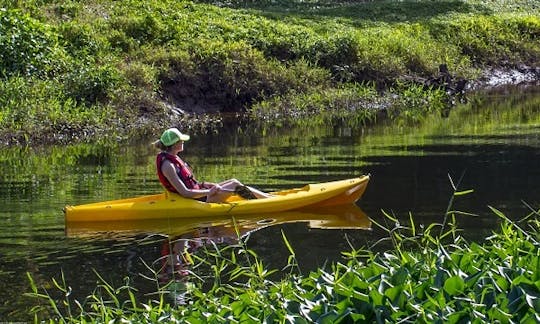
(64, 176), (370, 222)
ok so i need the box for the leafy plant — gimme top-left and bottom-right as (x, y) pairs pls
(0, 8), (66, 78)
(25, 176), (540, 322)
(386, 81), (449, 124)
(64, 62), (122, 106)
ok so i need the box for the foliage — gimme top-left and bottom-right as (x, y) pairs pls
(0, 8), (66, 78)
(153, 40), (331, 111)
(386, 82), (449, 124)
(26, 179), (540, 322)
(428, 14), (540, 65)
(252, 82), (450, 126)
(63, 62), (123, 106)
(0, 76), (115, 144)
(0, 0), (539, 145)
(251, 83), (381, 126)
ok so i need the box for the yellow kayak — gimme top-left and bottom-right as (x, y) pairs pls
(64, 176), (370, 222)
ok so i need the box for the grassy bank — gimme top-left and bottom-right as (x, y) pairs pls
(0, 0), (538, 144)
(27, 188), (540, 322)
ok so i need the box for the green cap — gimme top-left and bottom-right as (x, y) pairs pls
(160, 128), (190, 146)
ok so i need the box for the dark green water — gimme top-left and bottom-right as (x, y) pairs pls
(1, 85), (539, 320)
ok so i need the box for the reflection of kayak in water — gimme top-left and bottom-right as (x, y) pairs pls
(65, 204), (371, 239)
(64, 176), (369, 222)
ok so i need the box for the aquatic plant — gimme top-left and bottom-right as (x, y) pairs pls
(26, 175), (540, 322)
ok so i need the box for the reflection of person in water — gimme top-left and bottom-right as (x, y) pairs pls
(158, 227), (236, 284)
(159, 234), (203, 283)
(158, 234), (206, 305)
(157, 222), (253, 290)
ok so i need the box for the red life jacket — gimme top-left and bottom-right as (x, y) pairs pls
(156, 152), (201, 192)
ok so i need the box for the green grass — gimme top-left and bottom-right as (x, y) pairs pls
(26, 179), (540, 322)
(0, 0), (538, 144)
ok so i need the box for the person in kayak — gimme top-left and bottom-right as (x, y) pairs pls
(154, 128), (271, 203)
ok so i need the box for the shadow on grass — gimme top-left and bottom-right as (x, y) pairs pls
(196, 0), (493, 24)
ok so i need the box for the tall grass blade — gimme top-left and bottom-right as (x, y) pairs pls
(281, 230), (296, 257)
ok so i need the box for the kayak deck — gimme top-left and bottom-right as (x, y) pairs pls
(64, 176), (370, 222)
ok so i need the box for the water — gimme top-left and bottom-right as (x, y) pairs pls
(1, 85), (539, 320)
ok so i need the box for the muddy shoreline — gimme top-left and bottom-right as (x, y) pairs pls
(1, 67), (539, 147)
(471, 66), (540, 89)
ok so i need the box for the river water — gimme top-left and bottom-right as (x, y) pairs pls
(1, 85), (539, 320)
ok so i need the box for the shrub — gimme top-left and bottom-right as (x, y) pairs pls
(0, 8), (66, 78)
(252, 81), (449, 126)
(0, 76), (114, 144)
(57, 21), (108, 56)
(387, 82), (449, 124)
(251, 83), (381, 126)
(428, 15), (540, 66)
(155, 40), (331, 111)
(64, 63), (123, 106)
(110, 14), (167, 46)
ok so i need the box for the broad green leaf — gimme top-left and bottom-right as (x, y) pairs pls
(444, 275), (465, 296)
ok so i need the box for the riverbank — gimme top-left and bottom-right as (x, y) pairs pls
(0, 0), (538, 145)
